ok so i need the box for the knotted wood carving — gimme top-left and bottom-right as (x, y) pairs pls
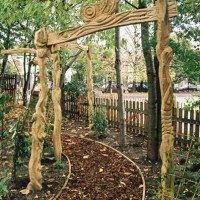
(51, 45), (62, 161)
(5, 0), (176, 194)
(27, 28), (49, 191)
(80, 0), (119, 22)
(48, 2), (177, 46)
(86, 46), (94, 128)
(156, 1), (174, 199)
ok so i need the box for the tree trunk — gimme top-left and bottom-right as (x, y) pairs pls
(0, 27), (11, 91)
(60, 50), (82, 115)
(154, 1), (162, 160)
(23, 53), (32, 106)
(115, 3), (126, 148)
(139, 1), (158, 161)
(0, 55), (8, 91)
(86, 47), (94, 128)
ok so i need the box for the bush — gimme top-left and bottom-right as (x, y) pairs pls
(92, 108), (108, 138)
(0, 177), (10, 200)
(54, 160), (65, 169)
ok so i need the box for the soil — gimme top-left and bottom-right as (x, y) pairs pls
(1, 149), (69, 200)
(1, 118), (161, 200)
(61, 119), (161, 199)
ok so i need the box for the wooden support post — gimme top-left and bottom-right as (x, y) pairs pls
(20, 0), (177, 193)
(86, 46), (94, 128)
(156, 1), (174, 199)
(51, 45), (62, 161)
(27, 28), (49, 191)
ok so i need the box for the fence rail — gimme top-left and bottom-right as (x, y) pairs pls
(64, 95), (200, 148)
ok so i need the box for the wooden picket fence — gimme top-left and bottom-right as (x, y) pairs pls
(2, 74), (17, 98)
(64, 95), (200, 148)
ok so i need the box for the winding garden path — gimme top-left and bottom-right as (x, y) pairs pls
(57, 134), (145, 200)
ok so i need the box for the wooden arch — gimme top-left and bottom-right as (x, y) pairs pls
(1, 0), (178, 199)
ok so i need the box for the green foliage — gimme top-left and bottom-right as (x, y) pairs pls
(63, 63), (87, 97)
(170, 39), (200, 84)
(172, 136), (200, 199)
(184, 94), (200, 111)
(174, 0), (199, 42)
(10, 108), (32, 180)
(53, 160), (65, 169)
(0, 92), (12, 120)
(92, 108), (108, 137)
(0, 176), (10, 200)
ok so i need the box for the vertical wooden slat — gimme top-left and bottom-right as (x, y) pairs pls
(140, 101), (144, 135)
(136, 101), (140, 134)
(172, 107), (177, 146)
(144, 101), (148, 136)
(106, 99), (110, 125)
(130, 99), (133, 133)
(184, 110), (188, 148)
(190, 110), (194, 140)
(178, 108), (182, 147)
(195, 111), (200, 149)
(126, 100), (129, 132)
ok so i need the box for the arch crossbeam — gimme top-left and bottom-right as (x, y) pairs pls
(47, 3), (177, 46)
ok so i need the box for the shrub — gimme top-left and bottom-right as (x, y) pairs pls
(92, 108), (108, 138)
(54, 160), (65, 169)
(0, 177), (10, 200)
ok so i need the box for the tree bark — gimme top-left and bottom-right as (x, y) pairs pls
(60, 50), (82, 114)
(154, 2), (162, 158)
(139, 0), (158, 161)
(0, 27), (11, 91)
(115, 3), (126, 148)
(22, 53), (32, 106)
(0, 55), (8, 91)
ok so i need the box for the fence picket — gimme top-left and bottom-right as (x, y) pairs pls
(64, 94), (200, 148)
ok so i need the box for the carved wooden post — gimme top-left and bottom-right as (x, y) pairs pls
(156, 1), (174, 199)
(86, 47), (94, 128)
(19, 0), (177, 192)
(27, 28), (49, 191)
(51, 45), (62, 161)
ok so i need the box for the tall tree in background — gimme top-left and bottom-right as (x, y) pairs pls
(115, 2), (126, 148)
(139, 0), (159, 161)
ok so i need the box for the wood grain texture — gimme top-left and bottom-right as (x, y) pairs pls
(86, 47), (94, 128)
(51, 45), (62, 161)
(156, 1), (174, 199)
(47, 3), (177, 46)
(0, 48), (36, 55)
(80, 0), (119, 22)
(27, 28), (49, 191)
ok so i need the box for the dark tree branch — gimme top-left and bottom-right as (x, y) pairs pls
(124, 0), (138, 9)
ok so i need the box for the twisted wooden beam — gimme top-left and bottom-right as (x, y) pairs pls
(51, 45), (62, 161)
(80, 0), (119, 22)
(156, 1), (174, 199)
(86, 46), (94, 128)
(27, 28), (49, 191)
(0, 48), (36, 55)
(47, 2), (177, 45)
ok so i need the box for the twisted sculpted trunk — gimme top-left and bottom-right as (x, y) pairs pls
(27, 28), (49, 191)
(156, 1), (174, 199)
(86, 47), (94, 128)
(51, 46), (62, 161)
